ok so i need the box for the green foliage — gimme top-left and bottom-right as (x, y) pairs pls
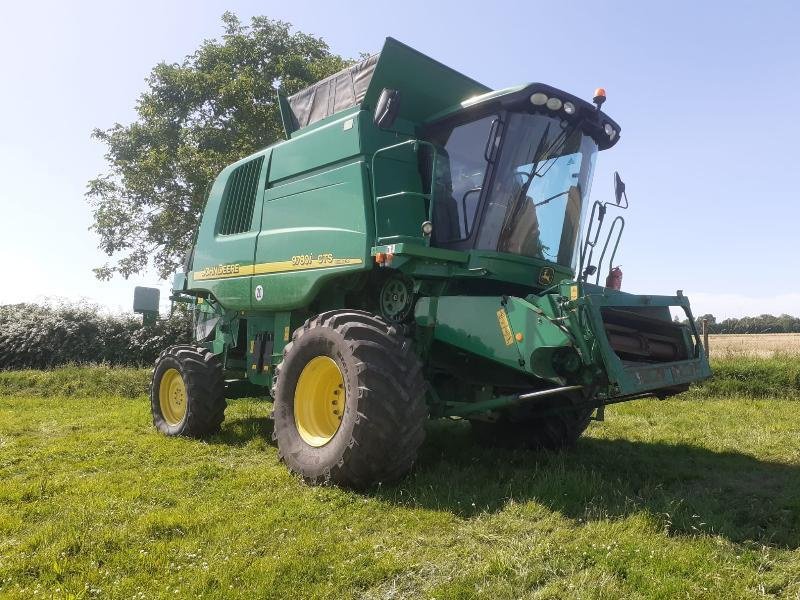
(0, 302), (191, 369)
(689, 313), (800, 334)
(1, 392), (799, 598)
(87, 12), (352, 279)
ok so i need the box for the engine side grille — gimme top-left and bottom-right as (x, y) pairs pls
(218, 156), (264, 235)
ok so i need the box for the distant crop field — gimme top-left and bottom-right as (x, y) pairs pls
(708, 333), (800, 357)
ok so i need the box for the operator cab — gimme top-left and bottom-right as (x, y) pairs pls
(422, 84), (620, 274)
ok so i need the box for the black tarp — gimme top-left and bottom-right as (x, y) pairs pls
(282, 38), (490, 135)
(286, 53), (379, 130)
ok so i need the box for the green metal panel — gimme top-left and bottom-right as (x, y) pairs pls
(503, 296), (574, 381)
(251, 161), (372, 310)
(269, 109), (362, 183)
(416, 294), (572, 384)
(561, 284), (712, 396)
(415, 285), (710, 400)
(276, 91), (295, 138)
(415, 296), (525, 372)
(187, 110), (381, 312)
(361, 38), (489, 124)
(371, 142), (427, 243)
(372, 243), (572, 291)
(245, 314), (275, 387)
(372, 242), (469, 264)
(189, 150), (270, 310)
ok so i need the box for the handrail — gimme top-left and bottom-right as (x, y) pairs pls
(595, 216), (625, 285)
(460, 187), (482, 238)
(578, 201), (605, 280)
(578, 194), (628, 282)
(371, 139), (437, 243)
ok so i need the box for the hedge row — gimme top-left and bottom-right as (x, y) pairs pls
(0, 302), (191, 370)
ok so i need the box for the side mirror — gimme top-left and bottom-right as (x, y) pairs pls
(374, 88), (401, 129)
(614, 171), (627, 206)
(133, 286), (160, 325)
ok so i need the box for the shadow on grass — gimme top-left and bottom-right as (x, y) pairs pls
(213, 415), (274, 446)
(215, 410), (800, 548)
(374, 420), (800, 549)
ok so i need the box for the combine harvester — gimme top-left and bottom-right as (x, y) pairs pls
(135, 39), (710, 487)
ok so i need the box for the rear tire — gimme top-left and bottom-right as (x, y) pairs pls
(470, 395), (592, 450)
(150, 345), (226, 437)
(272, 310), (427, 488)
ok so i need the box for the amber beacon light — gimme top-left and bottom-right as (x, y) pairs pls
(593, 87), (606, 109)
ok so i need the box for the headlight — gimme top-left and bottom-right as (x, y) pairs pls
(530, 92), (548, 106)
(604, 123), (617, 140)
(563, 101), (576, 115)
(546, 97), (563, 111)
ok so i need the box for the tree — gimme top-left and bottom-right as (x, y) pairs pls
(87, 12), (351, 280)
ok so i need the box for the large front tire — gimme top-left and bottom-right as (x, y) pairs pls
(272, 310), (427, 488)
(150, 345), (226, 437)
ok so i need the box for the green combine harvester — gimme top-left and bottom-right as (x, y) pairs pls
(135, 38), (711, 488)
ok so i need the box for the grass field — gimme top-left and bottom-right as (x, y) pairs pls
(708, 333), (800, 358)
(1, 367), (800, 598)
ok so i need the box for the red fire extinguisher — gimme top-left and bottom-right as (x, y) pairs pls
(606, 266), (623, 290)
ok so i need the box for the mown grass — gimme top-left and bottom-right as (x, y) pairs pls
(1, 362), (799, 598)
(0, 365), (149, 399)
(3, 352), (799, 401)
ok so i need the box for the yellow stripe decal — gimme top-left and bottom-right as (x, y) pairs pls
(254, 256), (362, 274)
(192, 257), (363, 281)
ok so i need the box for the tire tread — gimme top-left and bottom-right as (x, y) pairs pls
(150, 345), (226, 437)
(272, 310), (427, 488)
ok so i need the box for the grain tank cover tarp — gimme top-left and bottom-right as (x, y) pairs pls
(286, 38), (490, 132)
(286, 54), (379, 130)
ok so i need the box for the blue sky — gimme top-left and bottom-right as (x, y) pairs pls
(1, 0), (798, 318)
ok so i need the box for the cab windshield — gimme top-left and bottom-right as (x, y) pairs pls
(431, 111), (598, 270)
(476, 113), (597, 268)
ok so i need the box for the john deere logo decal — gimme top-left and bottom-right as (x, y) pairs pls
(496, 309), (514, 346)
(538, 267), (554, 285)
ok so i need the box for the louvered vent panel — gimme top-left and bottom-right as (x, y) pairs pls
(218, 156), (264, 235)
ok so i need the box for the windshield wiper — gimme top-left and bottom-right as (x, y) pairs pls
(496, 123), (553, 242)
(497, 120), (582, 248)
(534, 189), (569, 207)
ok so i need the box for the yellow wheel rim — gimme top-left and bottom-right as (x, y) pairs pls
(294, 356), (346, 447)
(159, 368), (187, 426)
